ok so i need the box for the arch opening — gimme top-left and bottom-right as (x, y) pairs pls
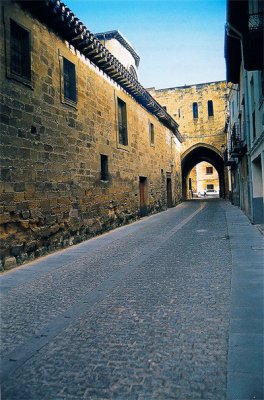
(181, 145), (226, 200)
(187, 162), (220, 199)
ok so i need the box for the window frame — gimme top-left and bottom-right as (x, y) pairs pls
(149, 122), (155, 145)
(117, 97), (128, 148)
(206, 166), (213, 175)
(100, 154), (109, 182)
(5, 17), (33, 88)
(58, 49), (78, 108)
(193, 102), (198, 119)
(207, 100), (214, 117)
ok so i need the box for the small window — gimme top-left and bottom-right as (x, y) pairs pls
(208, 100), (214, 117)
(206, 166), (213, 174)
(63, 58), (77, 103)
(100, 154), (108, 181)
(193, 102), (198, 119)
(149, 122), (154, 145)
(117, 98), (128, 146)
(207, 184), (214, 190)
(163, 106), (167, 111)
(10, 19), (31, 81)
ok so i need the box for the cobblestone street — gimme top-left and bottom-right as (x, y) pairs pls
(1, 200), (263, 400)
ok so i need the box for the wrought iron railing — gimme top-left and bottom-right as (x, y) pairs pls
(248, 12), (263, 31)
(230, 122), (247, 156)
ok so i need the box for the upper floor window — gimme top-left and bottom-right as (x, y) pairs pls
(206, 166), (213, 174)
(118, 98), (128, 146)
(149, 122), (154, 145)
(207, 100), (214, 117)
(193, 102), (198, 119)
(10, 19), (31, 81)
(63, 58), (76, 103)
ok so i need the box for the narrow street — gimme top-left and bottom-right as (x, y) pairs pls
(1, 199), (263, 400)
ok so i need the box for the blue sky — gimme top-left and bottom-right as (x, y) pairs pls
(65, 0), (226, 89)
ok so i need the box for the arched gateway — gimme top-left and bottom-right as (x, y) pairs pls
(181, 144), (226, 199)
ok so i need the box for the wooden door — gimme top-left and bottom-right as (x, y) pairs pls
(139, 177), (148, 217)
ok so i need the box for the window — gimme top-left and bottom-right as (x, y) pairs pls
(149, 122), (154, 145)
(63, 58), (77, 103)
(206, 166), (213, 174)
(208, 100), (214, 117)
(10, 19), (31, 81)
(193, 102), (198, 119)
(117, 98), (128, 146)
(163, 106), (167, 111)
(207, 184), (214, 190)
(100, 155), (108, 181)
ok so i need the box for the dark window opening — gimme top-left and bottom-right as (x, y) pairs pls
(193, 102), (198, 119)
(100, 154), (108, 181)
(149, 122), (154, 144)
(118, 98), (128, 146)
(163, 106), (167, 111)
(189, 178), (192, 190)
(206, 166), (213, 174)
(10, 19), (31, 80)
(63, 58), (76, 102)
(207, 184), (214, 190)
(208, 100), (214, 117)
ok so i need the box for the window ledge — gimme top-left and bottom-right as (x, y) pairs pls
(62, 98), (78, 109)
(7, 72), (33, 90)
(117, 143), (129, 151)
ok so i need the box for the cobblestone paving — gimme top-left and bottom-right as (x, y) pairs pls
(1, 200), (232, 399)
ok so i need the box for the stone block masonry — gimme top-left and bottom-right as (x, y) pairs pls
(0, 2), (182, 270)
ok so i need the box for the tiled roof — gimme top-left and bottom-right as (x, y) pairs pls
(20, 0), (182, 142)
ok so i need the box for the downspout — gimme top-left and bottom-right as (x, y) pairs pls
(225, 22), (253, 220)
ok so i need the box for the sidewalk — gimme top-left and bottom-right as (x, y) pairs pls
(224, 203), (264, 400)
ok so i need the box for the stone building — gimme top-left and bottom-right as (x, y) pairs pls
(225, 0), (263, 223)
(0, 0), (183, 270)
(148, 81), (229, 199)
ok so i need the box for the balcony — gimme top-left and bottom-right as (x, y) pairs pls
(244, 10), (263, 71)
(248, 12), (263, 31)
(230, 123), (247, 158)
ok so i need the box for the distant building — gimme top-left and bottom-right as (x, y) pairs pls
(225, 0), (263, 223)
(148, 82), (229, 199)
(0, 1), (183, 270)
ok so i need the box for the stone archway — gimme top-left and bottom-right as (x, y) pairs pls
(181, 144), (226, 199)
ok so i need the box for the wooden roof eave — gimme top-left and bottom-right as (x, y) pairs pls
(22, 0), (181, 137)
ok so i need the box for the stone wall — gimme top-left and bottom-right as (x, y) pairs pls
(148, 81), (228, 155)
(148, 81), (229, 197)
(0, 3), (182, 270)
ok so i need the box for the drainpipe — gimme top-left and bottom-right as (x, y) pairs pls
(225, 22), (253, 220)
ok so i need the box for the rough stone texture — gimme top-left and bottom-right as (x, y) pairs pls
(1, 200), (232, 399)
(0, 3), (182, 268)
(148, 81), (229, 195)
(148, 81), (228, 155)
(3, 256), (17, 270)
